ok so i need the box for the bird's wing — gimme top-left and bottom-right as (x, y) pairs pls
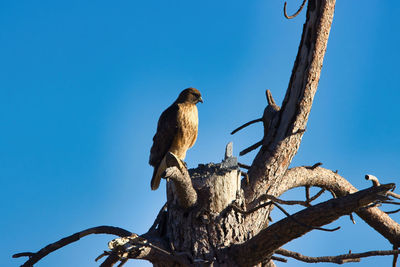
(149, 103), (179, 167)
(149, 104), (179, 190)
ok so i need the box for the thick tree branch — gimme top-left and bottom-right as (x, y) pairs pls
(13, 226), (132, 267)
(228, 184), (394, 266)
(281, 166), (400, 246)
(276, 247), (400, 264)
(246, 0), (336, 205)
(164, 152), (197, 209)
(165, 167), (197, 209)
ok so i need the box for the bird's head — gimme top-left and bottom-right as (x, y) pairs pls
(176, 88), (203, 104)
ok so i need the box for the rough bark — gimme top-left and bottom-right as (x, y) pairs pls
(165, 155), (246, 265)
(246, 0), (336, 204)
(241, 0), (337, 239)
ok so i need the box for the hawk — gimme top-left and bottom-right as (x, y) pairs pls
(149, 88), (203, 190)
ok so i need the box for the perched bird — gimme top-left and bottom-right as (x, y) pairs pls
(149, 88), (203, 190)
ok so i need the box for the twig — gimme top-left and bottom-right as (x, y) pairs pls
(13, 226), (132, 267)
(95, 251), (111, 262)
(393, 245), (398, 267)
(388, 191), (400, 200)
(271, 255), (287, 263)
(231, 118), (262, 135)
(133, 240), (172, 256)
(232, 201), (272, 215)
(232, 201), (339, 232)
(234, 190), (327, 218)
(240, 140), (263, 156)
(238, 162), (251, 169)
(117, 259), (128, 267)
(273, 202), (340, 232)
(305, 162), (323, 170)
(308, 188), (326, 203)
(283, 0), (308, 19)
(349, 213), (356, 224)
(383, 201), (400, 205)
(276, 247), (400, 264)
(100, 250), (120, 267)
(257, 190), (325, 209)
(328, 189), (337, 198)
(305, 186), (310, 202)
(261, 194), (310, 207)
(386, 208), (400, 214)
(12, 252), (35, 258)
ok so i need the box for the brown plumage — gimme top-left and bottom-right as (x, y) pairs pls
(149, 88), (203, 190)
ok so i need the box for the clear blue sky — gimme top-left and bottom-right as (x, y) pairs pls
(1, 1), (399, 266)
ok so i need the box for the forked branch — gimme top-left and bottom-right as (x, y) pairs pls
(228, 184), (394, 266)
(280, 166), (400, 246)
(13, 226), (132, 267)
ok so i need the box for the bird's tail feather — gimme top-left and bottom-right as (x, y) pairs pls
(151, 167), (161, 190)
(150, 156), (167, 190)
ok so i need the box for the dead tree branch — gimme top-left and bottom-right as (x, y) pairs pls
(231, 118), (262, 135)
(13, 226), (132, 267)
(386, 209), (400, 215)
(228, 184), (394, 266)
(281, 166), (400, 246)
(164, 152), (197, 209)
(240, 140), (263, 156)
(232, 199), (339, 232)
(99, 250), (120, 267)
(246, 0), (337, 208)
(366, 174), (400, 200)
(276, 247), (400, 264)
(252, 190), (325, 208)
(106, 233), (192, 266)
(284, 0), (308, 19)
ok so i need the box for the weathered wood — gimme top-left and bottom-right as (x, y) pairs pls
(165, 155), (246, 265)
(244, 0), (337, 237)
(282, 167), (400, 246)
(228, 184), (395, 266)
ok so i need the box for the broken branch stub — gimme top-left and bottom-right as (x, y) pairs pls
(164, 144), (247, 263)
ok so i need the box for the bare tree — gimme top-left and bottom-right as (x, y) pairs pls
(13, 0), (400, 266)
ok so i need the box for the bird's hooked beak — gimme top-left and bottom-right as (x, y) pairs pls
(198, 97), (203, 103)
